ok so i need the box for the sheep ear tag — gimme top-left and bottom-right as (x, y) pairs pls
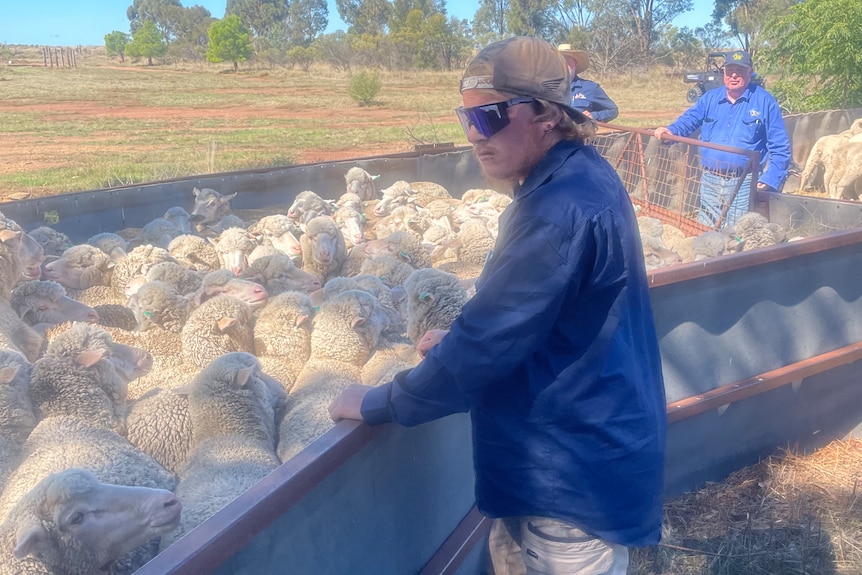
(235, 366), (254, 388)
(76, 348), (107, 368)
(13, 521), (50, 560)
(419, 291), (433, 302)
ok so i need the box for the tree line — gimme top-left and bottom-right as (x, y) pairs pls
(104, 0), (862, 111)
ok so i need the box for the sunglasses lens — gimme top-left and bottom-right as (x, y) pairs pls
(456, 103), (510, 138)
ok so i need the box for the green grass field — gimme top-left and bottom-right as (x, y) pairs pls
(0, 46), (690, 199)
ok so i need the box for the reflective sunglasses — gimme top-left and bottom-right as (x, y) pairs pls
(455, 97), (536, 139)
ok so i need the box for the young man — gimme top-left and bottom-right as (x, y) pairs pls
(329, 36), (666, 575)
(557, 43), (619, 122)
(654, 50), (791, 227)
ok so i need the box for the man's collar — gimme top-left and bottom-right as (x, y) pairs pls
(516, 140), (584, 200)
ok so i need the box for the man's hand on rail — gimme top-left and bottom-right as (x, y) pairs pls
(329, 384), (374, 422)
(652, 127), (671, 141)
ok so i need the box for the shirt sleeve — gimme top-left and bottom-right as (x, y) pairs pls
(758, 98), (792, 191)
(361, 213), (593, 428)
(667, 95), (709, 137)
(588, 84), (619, 123)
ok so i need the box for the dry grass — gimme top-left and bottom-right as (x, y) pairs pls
(631, 439), (862, 574)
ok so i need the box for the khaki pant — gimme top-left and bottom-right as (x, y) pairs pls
(483, 516), (629, 575)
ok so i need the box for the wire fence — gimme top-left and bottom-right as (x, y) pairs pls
(593, 124), (761, 234)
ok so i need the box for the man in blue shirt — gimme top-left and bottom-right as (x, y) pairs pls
(330, 36), (666, 575)
(557, 43), (619, 123)
(654, 50), (791, 227)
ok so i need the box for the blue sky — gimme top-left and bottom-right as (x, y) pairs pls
(0, 0), (715, 47)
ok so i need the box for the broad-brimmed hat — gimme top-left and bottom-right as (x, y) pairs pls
(724, 50), (753, 68)
(460, 37), (590, 125)
(557, 44), (590, 73)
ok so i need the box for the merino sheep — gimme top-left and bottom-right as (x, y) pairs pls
(27, 226), (73, 258)
(278, 289), (387, 462)
(640, 233), (683, 270)
(181, 295), (255, 368)
(140, 218), (182, 250)
(359, 254), (416, 288)
(345, 167), (380, 201)
(0, 350), (35, 490)
(189, 187), (237, 227)
(242, 253), (321, 296)
(17, 232), (45, 284)
(300, 215), (348, 283)
(191, 269), (268, 309)
(162, 206), (193, 234)
(249, 214), (303, 260)
(142, 260), (203, 295)
(0, 229), (24, 298)
(0, 468), (181, 575)
(205, 214), (247, 236)
(373, 180), (414, 216)
(403, 268), (468, 344)
(127, 280), (192, 333)
(110, 244), (175, 296)
(363, 230), (432, 270)
(287, 190), (335, 222)
(10, 280), (99, 329)
(253, 291), (315, 392)
(167, 234), (221, 272)
(453, 219), (496, 267)
(87, 232), (128, 262)
(42, 244), (114, 292)
(92, 303), (139, 331)
(209, 226), (258, 275)
(0, 301), (44, 363)
(159, 353), (283, 550)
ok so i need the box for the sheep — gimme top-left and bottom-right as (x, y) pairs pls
(334, 204), (367, 247)
(640, 233), (683, 270)
(0, 301), (44, 362)
(0, 350), (35, 490)
(249, 214), (303, 260)
(10, 280), (99, 328)
(637, 216), (665, 239)
(242, 253), (321, 296)
(363, 230), (432, 270)
(359, 254), (416, 288)
(247, 243), (282, 264)
(205, 214), (247, 236)
(26, 226), (73, 258)
(372, 205), (431, 239)
(189, 187), (237, 227)
(159, 353), (283, 550)
(127, 280), (192, 333)
(209, 226), (258, 275)
(87, 232), (128, 262)
(827, 141), (862, 200)
(181, 295), (255, 368)
(725, 212), (787, 252)
(278, 289), (387, 462)
(17, 232), (45, 284)
(42, 244), (113, 291)
(423, 220), (460, 264)
(253, 291), (315, 392)
(691, 230), (732, 260)
(407, 181), (455, 205)
(142, 260), (203, 295)
(373, 180), (414, 216)
(162, 206), (193, 234)
(800, 131), (859, 195)
(0, 229), (23, 298)
(287, 190), (335, 221)
(110, 244), (175, 295)
(300, 215), (348, 283)
(403, 268), (468, 344)
(422, 197), (461, 221)
(434, 260), (485, 282)
(137, 218), (182, 250)
(190, 269), (269, 309)
(0, 468), (181, 575)
(167, 234), (221, 272)
(452, 219), (496, 267)
(126, 386), (193, 474)
(92, 304), (139, 331)
(345, 166), (380, 201)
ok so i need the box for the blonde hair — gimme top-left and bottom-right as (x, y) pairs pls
(532, 99), (596, 141)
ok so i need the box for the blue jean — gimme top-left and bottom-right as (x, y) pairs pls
(484, 516), (629, 575)
(699, 171), (753, 228)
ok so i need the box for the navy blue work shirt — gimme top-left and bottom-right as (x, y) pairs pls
(571, 76), (619, 123)
(361, 139), (667, 548)
(666, 83), (791, 191)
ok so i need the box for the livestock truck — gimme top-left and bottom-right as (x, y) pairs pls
(2, 108), (861, 575)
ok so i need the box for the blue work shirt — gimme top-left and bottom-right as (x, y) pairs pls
(667, 83), (791, 191)
(571, 76), (619, 123)
(362, 139), (666, 548)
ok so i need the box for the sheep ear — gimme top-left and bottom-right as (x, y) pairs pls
(0, 229), (22, 246)
(351, 316), (366, 329)
(234, 366), (254, 388)
(397, 250), (413, 265)
(192, 187), (201, 197)
(13, 521), (49, 560)
(171, 385), (193, 397)
(295, 314), (310, 328)
(0, 365), (21, 385)
(220, 193), (238, 205)
(217, 317), (238, 332)
(76, 348), (106, 368)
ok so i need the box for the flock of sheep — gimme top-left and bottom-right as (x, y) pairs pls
(0, 159), (799, 574)
(799, 118), (862, 200)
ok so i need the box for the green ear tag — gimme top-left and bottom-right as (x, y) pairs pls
(420, 292), (431, 301)
(143, 311), (154, 317)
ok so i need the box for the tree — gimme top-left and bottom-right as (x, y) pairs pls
(104, 31), (130, 63)
(287, 45), (318, 73)
(127, 0), (182, 38)
(472, 0), (509, 47)
(207, 14), (255, 71)
(763, 0), (862, 111)
(284, 0), (329, 46)
(126, 20), (168, 65)
(625, 0), (693, 65)
(312, 31), (355, 71)
(226, 0), (288, 53)
(167, 5), (216, 62)
(336, 0), (392, 35)
(712, 0), (798, 54)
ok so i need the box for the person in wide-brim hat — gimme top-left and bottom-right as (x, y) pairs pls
(557, 43), (589, 74)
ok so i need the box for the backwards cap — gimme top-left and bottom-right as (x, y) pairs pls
(460, 36), (590, 125)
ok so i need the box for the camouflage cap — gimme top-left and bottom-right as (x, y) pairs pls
(460, 36), (590, 124)
(725, 50), (753, 68)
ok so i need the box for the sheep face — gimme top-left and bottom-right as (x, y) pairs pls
(9, 469), (182, 571)
(43, 245), (113, 290)
(189, 187), (236, 226)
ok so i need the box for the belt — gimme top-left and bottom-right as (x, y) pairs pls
(703, 167), (745, 178)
